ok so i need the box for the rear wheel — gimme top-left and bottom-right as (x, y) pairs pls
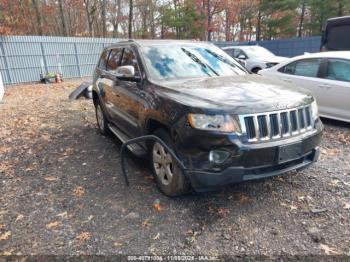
(150, 129), (190, 196)
(95, 100), (110, 135)
(251, 67), (261, 74)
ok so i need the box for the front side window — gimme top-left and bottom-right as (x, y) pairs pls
(98, 50), (109, 70)
(279, 59), (321, 77)
(141, 45), (246, 80)
(107, 48), (123, 71)
(325, 59), (350, 82)
(233, 49), (246, 58)
(121, 48), (140, 76)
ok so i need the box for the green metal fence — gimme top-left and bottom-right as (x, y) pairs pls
(0, 36), (117, 85)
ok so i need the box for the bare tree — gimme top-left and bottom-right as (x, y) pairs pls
(298, 0), (306, 37)
(101, 0), (107, 37)
(32, 0), (43, 36)
(84, 0), (99, 37)
(128, 0), (133, 38)
(58, 0), (69, 36)
(112, 0), (122, 37)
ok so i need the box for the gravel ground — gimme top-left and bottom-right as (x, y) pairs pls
(0, 80), (349, 258)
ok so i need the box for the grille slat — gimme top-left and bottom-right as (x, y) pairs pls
(242, 105), (314, 142)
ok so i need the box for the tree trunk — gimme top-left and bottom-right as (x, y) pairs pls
(298, 0), (306, 38)
(128, 0), (133, 39)
(207, 0), (212, 41)
(225, 8), (230, 41)
(337, 0), (344, 16)
(58, 0), (68, 36)
(113, 0), (121, 38)
(101, 0), (107, 37)
(256, 9), (262, 41)
(32, 0), (43, 35)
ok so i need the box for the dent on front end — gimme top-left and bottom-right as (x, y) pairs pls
(172, 105), (323, 175)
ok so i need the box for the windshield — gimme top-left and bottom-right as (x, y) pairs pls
(243, 46), (276, 59)
(140, 44), (246, 80)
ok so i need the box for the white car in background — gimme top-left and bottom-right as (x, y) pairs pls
(222, 45), (287, 73)
(0, 73), (4, 102)
(260, 51), (350, 123)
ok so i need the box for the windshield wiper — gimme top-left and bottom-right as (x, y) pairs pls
(181, 48), (219, 76)
(206, 49), (246, 73)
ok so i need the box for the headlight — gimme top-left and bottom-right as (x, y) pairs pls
(187, 114), (241, 132)
(311, 100), (318, 120)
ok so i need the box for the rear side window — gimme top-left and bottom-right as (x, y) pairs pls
(98, 50), (109, 70)
(107, 48), (123, 71)
(279, 59), (322, 77)
(121, 48), (140, 75)
(325, 59), (350, 82)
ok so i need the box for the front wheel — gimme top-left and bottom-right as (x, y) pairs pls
(150, 129), (190, 196)
(95, 100), (110, 135)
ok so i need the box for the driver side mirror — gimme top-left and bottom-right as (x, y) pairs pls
(115, 65), (141, 82)
(237, 54), (247, 60)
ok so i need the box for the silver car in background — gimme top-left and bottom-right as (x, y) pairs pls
(260, 51), (350, 123)
(222, 45), (287, 73)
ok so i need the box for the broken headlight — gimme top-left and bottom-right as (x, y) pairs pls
(187, 114), (241, 133)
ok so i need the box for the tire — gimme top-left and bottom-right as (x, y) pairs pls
(251, 67), (261, 74)
(150, 129), (191, 196)
(94, 100), (110, 136)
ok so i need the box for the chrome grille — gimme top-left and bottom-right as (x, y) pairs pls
(240, 106), (314, 142)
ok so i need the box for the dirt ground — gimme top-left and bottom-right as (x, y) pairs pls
(0, 79), (350, 258)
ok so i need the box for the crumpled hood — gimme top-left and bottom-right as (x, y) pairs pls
(155, 75), (313, 114)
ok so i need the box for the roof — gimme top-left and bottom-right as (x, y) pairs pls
(222, 45), (265, 50)
(105, 39), (212, 49)
(293, 51), (350, 59)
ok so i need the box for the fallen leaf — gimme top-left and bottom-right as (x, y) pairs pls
(88, 215), (94, 221)
(73, 186), (85, 197)
(46, 221), (60, 229)
(113, 241), (123, 247)
(0, 224), (4, 229)
(142, 219), (150, 227)
(289, 205), (298, 211)
(153, 233), (160, 240)
(44, 176), (59, 181)
(239, 193), (252, 203)
(57, 211), (68, 218)
(15, 214), (24, 222)
(217, 207), (230, 216)
(0, 231), (11, 241)
(319, 244), (339, 255)
(1, 249), (14, 256)
(343, 202), (350, 210)
(76, 232), (91, 242)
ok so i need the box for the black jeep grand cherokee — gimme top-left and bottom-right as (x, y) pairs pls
(92, 40), (323, 196)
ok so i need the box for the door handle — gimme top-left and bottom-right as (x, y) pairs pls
(318, 84), (332, 89)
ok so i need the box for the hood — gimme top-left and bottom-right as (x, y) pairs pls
(155, 75), (313, 114)
(257, 55), (288, 64)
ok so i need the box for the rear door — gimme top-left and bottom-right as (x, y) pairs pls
(317, 58), (350, 120)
